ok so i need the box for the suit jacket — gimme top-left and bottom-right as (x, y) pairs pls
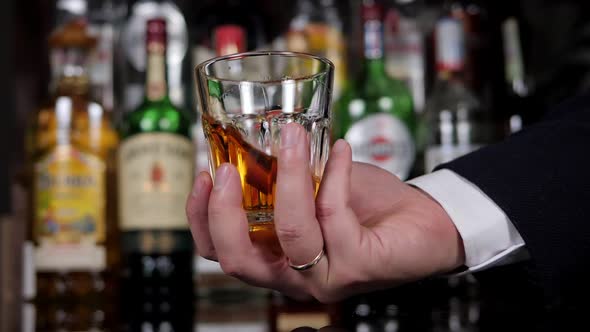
(440, 93), (590, 317)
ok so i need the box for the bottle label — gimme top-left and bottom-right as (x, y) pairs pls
(345, 113), (415, 180)
(119, 133), (194, 230)
(33, 146), (106, 271)
(364, 20), (384, 59)
(435, 18), (465, 72)
(424, 144), (481, 173)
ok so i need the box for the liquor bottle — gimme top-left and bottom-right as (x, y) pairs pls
(501, 16), (532, 135)
(118, 18), (194, 331)
(384, 0), (426, 114)
(286, 0), (348, 100)
(27, 19), (119, 331)
(444, 0), (488, 97)
(186, 0), (268, 52)
(334, 0), (415, 180)
(423, 17), (488, 173)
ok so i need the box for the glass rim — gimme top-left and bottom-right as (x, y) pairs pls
(195, 51), (335, 84)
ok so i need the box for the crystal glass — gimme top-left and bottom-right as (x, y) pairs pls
(195, 51), (334, 234)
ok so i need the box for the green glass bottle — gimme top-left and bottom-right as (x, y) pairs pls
(117, 18), (194, 330)
(335, 0), (415, 180)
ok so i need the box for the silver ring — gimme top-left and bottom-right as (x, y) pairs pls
(287, 248), (325, 271)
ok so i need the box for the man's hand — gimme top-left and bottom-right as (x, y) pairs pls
(186, 123), (465, 303)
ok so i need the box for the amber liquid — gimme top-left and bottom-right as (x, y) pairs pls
(203, 115), (320, 249)
(204, 114), (277, 212)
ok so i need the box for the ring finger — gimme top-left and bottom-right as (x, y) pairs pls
(207, 163), (311, 297)
(275, 124), (327, 282)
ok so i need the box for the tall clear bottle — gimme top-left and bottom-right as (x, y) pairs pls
(384, 0), (426, 114)
(501, 16), (532, 135)
(335, 0), (415, 180)
(118, 18), (194, 331)
(27, 19), (119, 331)
(423, 17), (487, 173)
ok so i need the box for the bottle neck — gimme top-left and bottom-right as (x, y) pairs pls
(502, 17), (528, 97)
(54, 48), (91, 98)
(435, 17), (465, 82)
(214, 25), (247, 56)
(145, 40), (169, 102)
(56, 75), (90, 98)
(362, 18), (386, 79)
(365, 58), (386, 79)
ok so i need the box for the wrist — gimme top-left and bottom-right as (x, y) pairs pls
(410, 185), (466, 274)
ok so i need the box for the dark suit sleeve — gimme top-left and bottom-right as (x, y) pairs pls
(438, 93), (590, 306)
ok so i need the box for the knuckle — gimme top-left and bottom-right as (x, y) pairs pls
(218, 258), (244, 279)
(275, 223), (305, 243)
(315, 201), (338, 220)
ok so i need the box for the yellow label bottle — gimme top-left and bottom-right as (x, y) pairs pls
(26, 20), (118, 331)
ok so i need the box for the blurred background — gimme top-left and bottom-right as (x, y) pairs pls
(1, 0), (590, 331)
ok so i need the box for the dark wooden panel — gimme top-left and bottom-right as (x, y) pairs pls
(1, 0), (53, 329)
(0, 0), (14, 215)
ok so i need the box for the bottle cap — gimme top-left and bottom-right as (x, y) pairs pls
(146, 18), (167, 45)
(214, 25), (246, 56)
(361, 0), (383, 22)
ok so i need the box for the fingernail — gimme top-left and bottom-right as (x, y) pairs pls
(332, 139), (347, 153)
(214, 164), (230, 190)
(281, 123), (300, 149)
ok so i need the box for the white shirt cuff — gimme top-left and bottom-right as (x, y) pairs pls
(408, 169), (529, 273)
